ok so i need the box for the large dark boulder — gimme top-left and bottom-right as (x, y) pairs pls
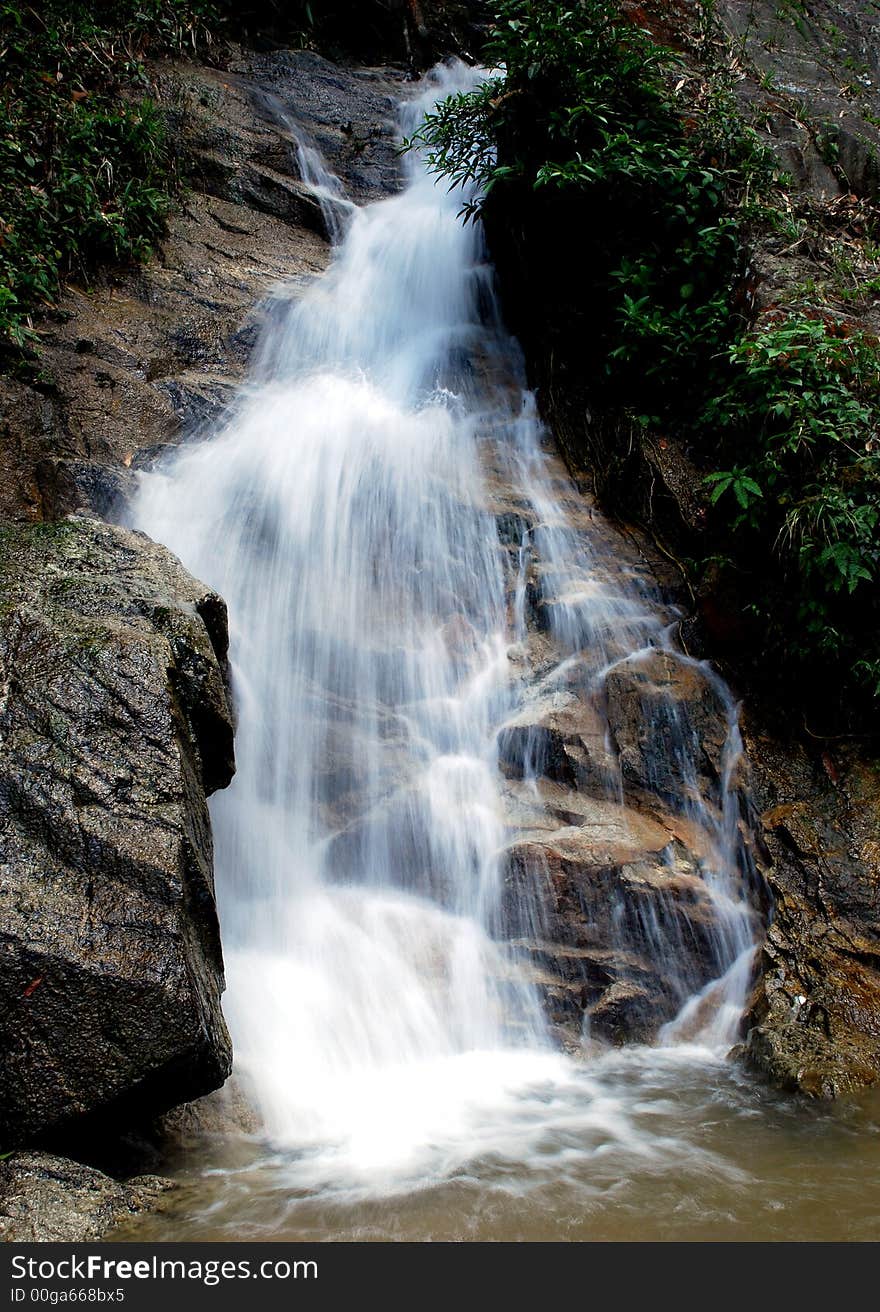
(0, 516), (234, 1145)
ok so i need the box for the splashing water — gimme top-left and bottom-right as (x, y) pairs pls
(131, 63), (760, 1199)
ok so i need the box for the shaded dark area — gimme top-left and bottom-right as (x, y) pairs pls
(223, 0), (489, 66)
(425, 0), (880, 732)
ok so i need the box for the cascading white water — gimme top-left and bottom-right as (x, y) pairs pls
(132, 63), (759, 1194)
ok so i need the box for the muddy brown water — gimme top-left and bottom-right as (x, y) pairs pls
(123, 1051), (880, 1242)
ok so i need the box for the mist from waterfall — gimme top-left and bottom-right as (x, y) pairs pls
(132, 63), (758, 1195)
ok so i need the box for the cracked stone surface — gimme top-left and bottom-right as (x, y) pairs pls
(0, 516), (235, 1143)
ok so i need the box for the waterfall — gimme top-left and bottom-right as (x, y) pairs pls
(131, 63), (758, 1193)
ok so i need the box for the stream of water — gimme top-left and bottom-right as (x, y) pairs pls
(128, 64), (880, 1241)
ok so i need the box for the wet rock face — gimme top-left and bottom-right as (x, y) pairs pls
(0, 52), (409, 526)
(719, 0), (880, 205)
(739, 727), (880, 1097)
(0, 1152), (173, 1243)
(0, 51), (409, 1140)
(488, 449), (761, 1049)
(476, 2), (880, 1094)
(604, 651), (730, 809)
(501, 801), (736, 1044)
(237, 51), (409, 205)
(0, 517), (234, 1145)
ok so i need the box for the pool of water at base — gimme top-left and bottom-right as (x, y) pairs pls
(120, 1047), (880, 1242)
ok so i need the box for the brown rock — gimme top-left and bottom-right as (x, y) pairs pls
(741, 722), (880, 1096)
(497, 691), (617, 793)
(604, 649), (730, 808)
(500, 800), (742, 1043)
(0, 53), (410, 525)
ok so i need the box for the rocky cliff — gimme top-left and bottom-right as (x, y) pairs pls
(2, 3), (880, 1247)
(0, 45), (408, 1233)
(479, 441), (764, 1048)
(0, 51), (406, 524)
(476, 0), (880, 1095)
(740, 724), (880, 1096)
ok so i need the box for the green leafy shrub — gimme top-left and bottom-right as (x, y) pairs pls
(411, 0), (772, 418)
(0, 2), (217, 353)
(412, 0), (880, 720)
(0, 1), (416, 357)
(702, 314), (880, 697)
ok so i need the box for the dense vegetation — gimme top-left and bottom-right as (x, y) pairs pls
(413, 0), (880, 725)
(0, 2), (201, 354)
(0, 0), (404, 357)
